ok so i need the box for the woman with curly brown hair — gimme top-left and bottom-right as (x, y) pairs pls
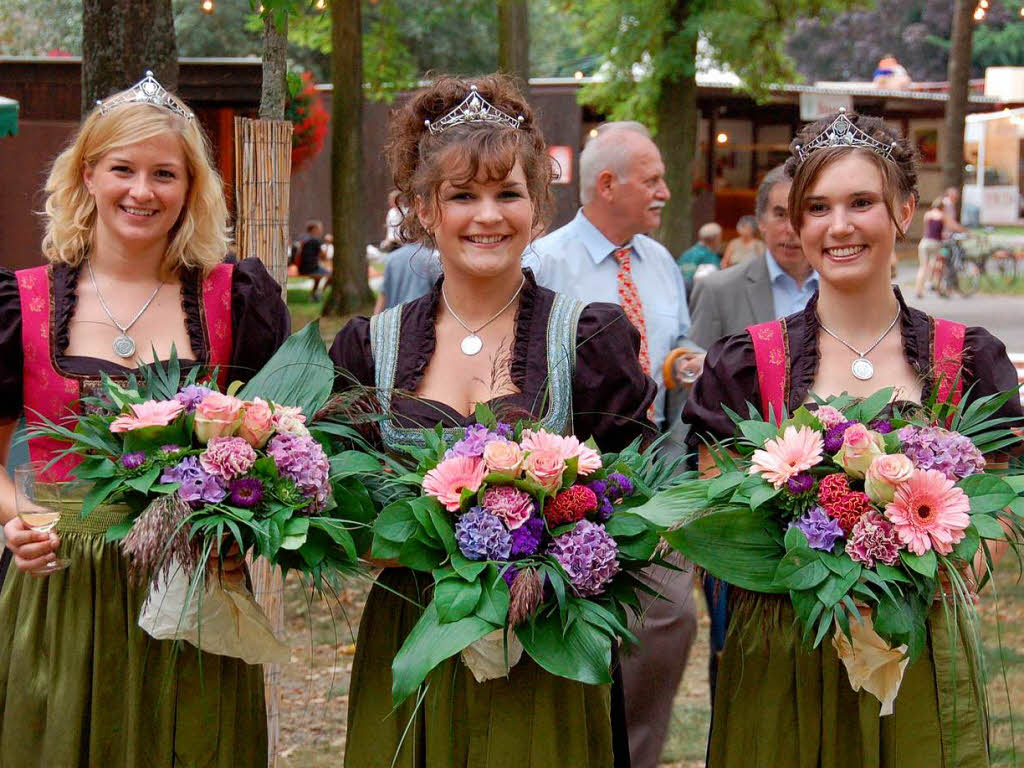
(685, 110), (1021, 767)
(330, 74), (655, 768)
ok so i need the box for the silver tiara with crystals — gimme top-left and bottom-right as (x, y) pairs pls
(424, 85), (524, 136)
(794, 108), (897, 163)
(96, 71), (193, 121)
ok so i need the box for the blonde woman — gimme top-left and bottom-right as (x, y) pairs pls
(0, 74), (288, 766)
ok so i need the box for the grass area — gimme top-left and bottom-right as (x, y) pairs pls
(286, 281), (356, 343)
(978, 275), (1024, 296)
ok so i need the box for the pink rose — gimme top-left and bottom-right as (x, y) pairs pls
(564, 438), (602, 476)
(110, 399), (184, 433)
(523, 449), (565, 493)
(271, 403), (309, 437)
(519, 429), (567, 455)
(194, 392), (244, 444)
(865, 453), (915, 505)
(520, 429), (602, 476)
(483, 440), (523, 476)
(834, 423), (886, 479)
(816, 405), (847, 430)
(239, 398), (275, 448)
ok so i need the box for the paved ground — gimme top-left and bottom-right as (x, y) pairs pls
(895, 261), (1024, 350)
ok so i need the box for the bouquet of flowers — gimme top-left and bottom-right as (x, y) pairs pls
(632, 386), (1023, 713)
(28, 324), (371, 662)
(368, 406), (677, 705)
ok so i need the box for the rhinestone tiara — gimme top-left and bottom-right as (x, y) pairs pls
(794, 108), (897, 163)
(424, 85), (524, 136)
(96, 71), (193, 121)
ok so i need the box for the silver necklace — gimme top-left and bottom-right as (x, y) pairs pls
(86, 258), (164, 359)
(441, 276), (525, 356)
(817, 309), (900, 381)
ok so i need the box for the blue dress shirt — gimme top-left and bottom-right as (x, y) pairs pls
(765, 250), (819, 319)
(524, 209), (695, 426)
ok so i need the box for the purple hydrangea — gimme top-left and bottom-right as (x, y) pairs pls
(510, 514), (546, 556)
(786, 472), (815, 495)
(494, 422), (513, 439)
(445, 424), (507, 460)
(824, 421), (857, 453)
(229, 478), (265, 508)
(547, 519), (620, 597)
(898, 425), (986, 481)
(869, 419), (893, 434)
(789, 506), (844, 552)
(175, 384), (213, 412)
(160, 456), (227, 506)
(121, 451), (146, 470)
(455, 508), (513, 561)
(266, 433), (331, 508)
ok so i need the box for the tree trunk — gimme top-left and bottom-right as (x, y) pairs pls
(260, 13), (288, 121)
(942, 0), (974, 196)
(324, 0), (372, 316)
(655, 0), (697, 255)
(498, 0), (530, 86)
(81, 0), (177, 114)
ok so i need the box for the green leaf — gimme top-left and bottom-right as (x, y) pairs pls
(309, 517), (358, 563)
(873, 593), (915, 637)
(103, 519), (134, 543)
(238, 321), (335, 417)
(959, 474), (1017, 515)
(390, 600), (496, 705)
(329, 451), (382, 478)
(80, 477), (124, 518)
(873, 563), (911, 584)
(738, 420), (779, 448)
(815, 566), (861, 608)
(450, 551), (489, 581)
(75, 458), (118, 480)
(707, 471), (745, 500)
(474, 567), (510, 625)
(602, 511), (649, 538)
(848, 387), (894, 424)
(280, 516), (310, 550)
(661, 508), (787, 593)
(516, 602), (613, 686)
(627, 481), (709, 527)
(901, 549), (938, 579)
(972, 514), (1004, 540)
(749, 483), (781, 510)
(374, 501), (417, 542)
(779, 407), (822, 431)
(427, 504), (457, 554)
(125, 466), (161, 495)
(398, 537), (445, 571)
(774, 548), (830, 590)
(473, 402), (497, 428)
(434, 575), (482, 624)
(784, 525), (809, 550)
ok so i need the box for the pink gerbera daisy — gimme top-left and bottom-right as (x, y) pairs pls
(749, 426), (824, 489)
(884, 468), (970, 556)
(110, 399), (185, 433)
(423, 456), (486, 512)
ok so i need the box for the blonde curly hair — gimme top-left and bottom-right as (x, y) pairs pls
(42, 100), (229, 277)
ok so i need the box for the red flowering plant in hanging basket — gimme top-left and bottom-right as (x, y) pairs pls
(285, 71), (329, 174)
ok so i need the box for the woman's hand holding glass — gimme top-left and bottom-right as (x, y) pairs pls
(8, 463), (69, 574)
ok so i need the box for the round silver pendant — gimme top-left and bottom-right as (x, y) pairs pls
(460, 334), (483, 356)
(851, 357), (874, 381)
(113, 334), (136, 359)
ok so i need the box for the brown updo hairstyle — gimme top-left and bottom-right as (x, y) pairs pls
(784, 111), (919, 237)
(385, 74), (554, 244)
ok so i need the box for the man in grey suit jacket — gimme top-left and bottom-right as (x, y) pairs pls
(690, 166), (817, 349)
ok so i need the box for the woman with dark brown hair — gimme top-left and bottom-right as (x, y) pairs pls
(330, 75), (655, 767)
(685, 110), (1021, 767)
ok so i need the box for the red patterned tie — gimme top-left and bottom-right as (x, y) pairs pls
(613, 246), (652, 376)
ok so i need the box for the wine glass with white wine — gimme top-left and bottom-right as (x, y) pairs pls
(13, 462), (71, 573)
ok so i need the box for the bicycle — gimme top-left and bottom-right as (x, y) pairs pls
(933, 234), (982, 297)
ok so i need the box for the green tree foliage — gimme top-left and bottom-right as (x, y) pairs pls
(570, 0), (863, 252)
(0, 0), (82, 55)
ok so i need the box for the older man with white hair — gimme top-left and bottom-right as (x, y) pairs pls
(525, 121), (699, 768)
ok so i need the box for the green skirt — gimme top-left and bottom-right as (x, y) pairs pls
(708, 591), (988, 768)
(344, 567), (615, 768)
(0, 504), (268, 768)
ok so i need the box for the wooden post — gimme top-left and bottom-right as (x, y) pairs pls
(233, 116), (293, 767)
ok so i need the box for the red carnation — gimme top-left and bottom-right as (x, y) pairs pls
(544, 485), (598, 527)
(818, 474), (873, 535)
